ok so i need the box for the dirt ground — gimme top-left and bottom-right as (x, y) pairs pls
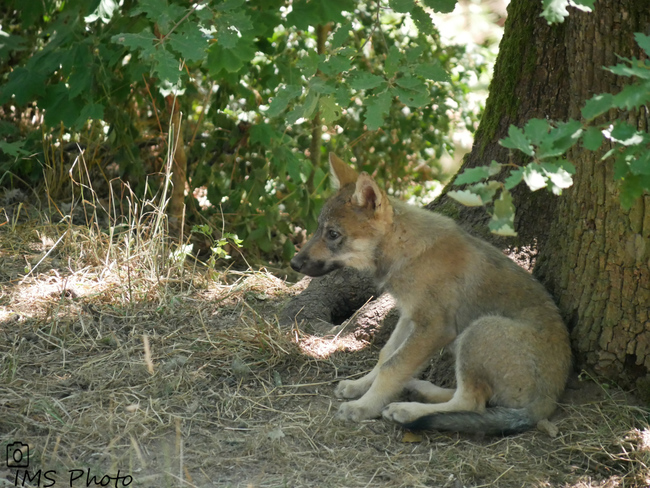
(1, 218), (649, 488)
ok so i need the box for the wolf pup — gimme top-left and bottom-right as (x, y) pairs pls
(290, 153), (571, 435)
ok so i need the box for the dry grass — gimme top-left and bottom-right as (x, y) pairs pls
(0, 150), (649, 487)
(0, 215), (649, 488)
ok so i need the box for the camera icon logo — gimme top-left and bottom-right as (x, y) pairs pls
(6, 442), (29, 468)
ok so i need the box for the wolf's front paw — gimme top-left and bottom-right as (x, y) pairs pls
(382, 402), (424, 424)
(336, 400), (382, 422)
(335, 379), (370, 399)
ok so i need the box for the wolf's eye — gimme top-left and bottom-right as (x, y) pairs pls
(327, 229), (340, 240)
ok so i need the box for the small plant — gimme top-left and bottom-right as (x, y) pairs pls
(191, 224), (243, 273)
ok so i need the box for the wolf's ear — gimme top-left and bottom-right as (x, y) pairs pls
(329, 153), (359, 189)
(353, 172), (383, 211)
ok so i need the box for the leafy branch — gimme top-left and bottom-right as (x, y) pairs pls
(449, 33), (650, 235)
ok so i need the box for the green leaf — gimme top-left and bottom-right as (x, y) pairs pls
(282, 238), (296, 261)
(287, 90), (319, 125)
(385, 46), (402, 77)
(74, 103), (105, 129)
(500, 125), (534, 157)
(389, 0), (415, 13)
(453, 162), (500, 186)
(421, 0), (457, 13)
(447, 189), (484, 207)
(266, 85), (302, 117)
(606, 122), (645, 146)
(541, 161), (574, 194)
(449, 181), (500, 206)
(130, 0), (186, 32)
(619, 174), (650, 210)
(414, 61), (450, 82)
(471, 181), (500, 203)
(523, 118), (550, 146)
(319, 54), (353, 76)
(606, 60), (650, 79)
(215, 0), (244, 12)
(392, 86), (429, 107)
(504, 167), (525, 190)
(574, 0), (596, 8)
(250, 123), (282, 146)
(523, 164), (548, 191)
(0, 67), (47, 105)
(319, 95), (342, 125)
(0, 140), (30, 158)
(276, 148), (311, 184)
(364, 91), (392, 131)
(331, 22), (351, 49)
(454, 167), (490, 186)
(303, 90), (320, 119)
(612, 82), (650, 110)
(348, 72), (385, 90)
(41, 84), (84, 127)
(629, 152), (650, 176)
(111, 30), (157, 57)
(297, 51), (322, 78)
(582, 93), (616, 120)
(335, 84), (352, 107)
(0, 32), (27, 64)
(219, 9), (254, 34)
(536, 120), (582, 159)
(410, 4), (435, 35)
(582, 126), (603, 151)
(634, 32), (650, 57)
(405, 46), (424, 64)
(541, 0), (591, 23)
(489, 189), (516, 237)
(168, 25), (207, 63)
(540, 0), (570, 24)
(207, 38), (256, 75)
(395, 75), (422, 89)
(68, 56), (93, 98)
(287, 0), (356, 30)
(152, 48), (181, 83)
(309, 77), (336, 94)
(392, 77), (429, 107)
(489, 221), (517, 236)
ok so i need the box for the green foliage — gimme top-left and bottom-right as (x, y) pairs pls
(192, 224), (243, 274)
(451, 33), (650, 233)
(540, 0), (595, 24)
(1, 0), (496, 259)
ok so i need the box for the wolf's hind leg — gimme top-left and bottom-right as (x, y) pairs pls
(383, 380), (488, 425)
(335, 315), (413, 400)
(405, 379), (455, 403)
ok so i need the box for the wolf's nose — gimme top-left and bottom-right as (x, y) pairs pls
(290, 256), (302, 272)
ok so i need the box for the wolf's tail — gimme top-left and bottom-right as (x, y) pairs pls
(402, 407), (537, 436)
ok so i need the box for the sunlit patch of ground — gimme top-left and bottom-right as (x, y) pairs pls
(297, 331), (369, 359)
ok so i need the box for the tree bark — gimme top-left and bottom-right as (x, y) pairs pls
(434, 0), (650, 396)
(168, 101), (187, 230)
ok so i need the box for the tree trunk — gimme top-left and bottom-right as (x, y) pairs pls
(437, 0), (650, 397)
(168, 101), (187, 231)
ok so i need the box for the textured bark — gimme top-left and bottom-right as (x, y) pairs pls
(437, 0), (650, 395)
(540, 2), (650, 394)
(169, 102), (187, 229)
